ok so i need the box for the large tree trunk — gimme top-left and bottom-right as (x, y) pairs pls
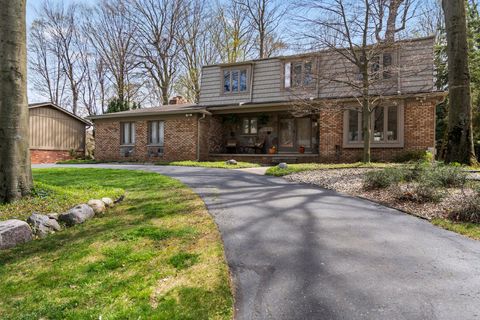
(0, 0), (32, 203)
(442, 0), (477, 164)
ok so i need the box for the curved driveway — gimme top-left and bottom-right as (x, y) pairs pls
(39, 164), (480, 320)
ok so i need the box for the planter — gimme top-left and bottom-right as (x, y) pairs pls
(299, 146), (305, 154)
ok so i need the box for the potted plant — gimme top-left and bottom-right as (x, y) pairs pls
(268, 145), (277, 154)
(299, 145), (305, 154)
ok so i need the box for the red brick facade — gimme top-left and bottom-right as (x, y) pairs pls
(94, 116), (199, 162)
(30, 149), (75, 164)
(319, 98), (436, 162)
(93, 98), (437, 164)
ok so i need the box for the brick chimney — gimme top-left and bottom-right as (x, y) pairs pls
(168, 96), (188, 105)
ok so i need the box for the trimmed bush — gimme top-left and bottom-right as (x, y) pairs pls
(364, 168), (404, 190)
(448, 191), (480, 223)
(393, 150), (432, 163)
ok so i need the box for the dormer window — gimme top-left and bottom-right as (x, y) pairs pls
(284, 60), (315, 89)
(223, 68), (248, 94)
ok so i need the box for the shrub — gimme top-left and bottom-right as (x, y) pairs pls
(393, 150), (432, 163)
(395, 182), (445, 203)
(420, 164), (467, 188)
(448, 191), (480, 223)
(364, 168), (404, 190)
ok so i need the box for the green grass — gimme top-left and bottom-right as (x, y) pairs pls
(0, 168), (233, 319)
(56, 159), (99, 164)
(265, 162), (399, 176)
(432, 218), (480, 240)
(157, 160), (260, 169)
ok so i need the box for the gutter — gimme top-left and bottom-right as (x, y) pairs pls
(87, 108), (210, 120)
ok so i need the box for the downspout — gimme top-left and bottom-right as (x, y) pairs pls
(196, 113), (207, 161)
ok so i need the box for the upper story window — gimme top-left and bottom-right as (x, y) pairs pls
(224, 69), (248, 94)
(121, 122), (135, 145)
(148, 121), (164, 146)
(284, 60), (315, 89)
(358, 52), (394, 80)
(344, 105), (402, 147)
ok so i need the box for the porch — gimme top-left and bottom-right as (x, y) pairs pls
(207, 111), (319, 164)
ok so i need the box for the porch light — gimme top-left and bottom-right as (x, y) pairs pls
(185, 113), (193, 117)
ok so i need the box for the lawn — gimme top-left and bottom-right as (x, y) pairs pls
(265, 162), (398, 176)
(157, 160), (260, 169)
(432, 219), (480, 240)
(0, 168), (233, 319)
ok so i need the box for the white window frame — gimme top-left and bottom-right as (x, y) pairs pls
(283, 59), (315, 89)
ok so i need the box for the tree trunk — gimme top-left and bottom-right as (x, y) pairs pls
(362, 98), (372, 163)
(442, 0), (477, 164)
(0, 0), (32, 203)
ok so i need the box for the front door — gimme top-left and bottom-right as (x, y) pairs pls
(278, 118), (295, 152)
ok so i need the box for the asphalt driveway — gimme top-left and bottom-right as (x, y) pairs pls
(37, 164), (480, 320)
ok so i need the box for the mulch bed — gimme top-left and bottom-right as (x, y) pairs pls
(285, 168), (478, 220)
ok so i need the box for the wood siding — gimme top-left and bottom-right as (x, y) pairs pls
(199, 37), (435, 106)
(29, 106), (86, 151)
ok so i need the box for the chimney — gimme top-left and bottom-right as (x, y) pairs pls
(168, 96), (188, 105)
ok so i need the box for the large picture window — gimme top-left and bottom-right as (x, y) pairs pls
(224, 69), (248, 93)
(121, 122), (135, 145)
(284, 60), (314, 89)
(345, 105), (403, 147)
(148, 121), (164, 146)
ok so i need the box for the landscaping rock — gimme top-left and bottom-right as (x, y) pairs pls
(226, 159), (238, 165)
(101, 197), (114, 208)
(27, 213), (61, 238)
(88, 199), (106, 214)
(47, 213), (59, 220)
(59, 204), (95, 226)
(279, 162), (288, 169)
(0, 220), (33, 250)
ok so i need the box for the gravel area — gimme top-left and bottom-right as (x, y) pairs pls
(286, 168), (479, 220)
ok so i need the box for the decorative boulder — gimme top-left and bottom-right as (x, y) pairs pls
(59, 204), (95, 226)
(47, 213), (59, 220)
(0, 220), (33, 250)
(27, 213), (61, 238)
(87, 199), (106, 214)
(101, 197), (114, 208)
(279, 162), (288, 169)
(226, 159), (238, 165)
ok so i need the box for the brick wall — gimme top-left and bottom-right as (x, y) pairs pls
(30, 149), (75, 164)
(94, 116), (199, 162)
(319, 98), (436, 162)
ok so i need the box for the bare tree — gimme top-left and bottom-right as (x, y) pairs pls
(442, 0), (477, 164)
(293, 0), (418, 162)
(37, 0), (87, 115)
(235, 0), (288, 58)
(176, 0), (220, 102)
(0, 0), (32, 203)
(85, 0), (140, 104)
(212, 1), (254, 63)
(29, 19), (68, 106)
(373, 0), (416, 42)
(129, 0), (184, 105)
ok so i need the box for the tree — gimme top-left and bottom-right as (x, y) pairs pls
(0, 0), (32, 203)
(442, 0), (476, 164)
(235, 0), (288, 58)
(294, 0), (418, 162)
(85, 0), (141, 105)
(130, 0), (184, 105)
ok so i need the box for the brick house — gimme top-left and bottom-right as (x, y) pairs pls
(29, 102), (90, 164)
(90, 37), (445, 164)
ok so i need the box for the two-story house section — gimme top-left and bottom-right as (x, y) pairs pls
(90, 36), (445, 164)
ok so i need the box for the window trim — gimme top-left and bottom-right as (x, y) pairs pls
(356, 51), (397, 81)
(220, 65), (252, 95)
(282, 58), (317, 90)
(120, 122), (136, 146)
(242, 117), (258, 135)
(342, 103), (404, 148)
(147, 120), (165, 147)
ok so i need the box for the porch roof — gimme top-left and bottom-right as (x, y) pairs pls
(87, 103), (210, 120)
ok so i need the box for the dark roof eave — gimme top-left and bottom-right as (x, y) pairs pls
(87, 108), (211, 120)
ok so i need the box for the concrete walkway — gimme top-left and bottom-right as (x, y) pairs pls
(35, 164), (480, 320)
